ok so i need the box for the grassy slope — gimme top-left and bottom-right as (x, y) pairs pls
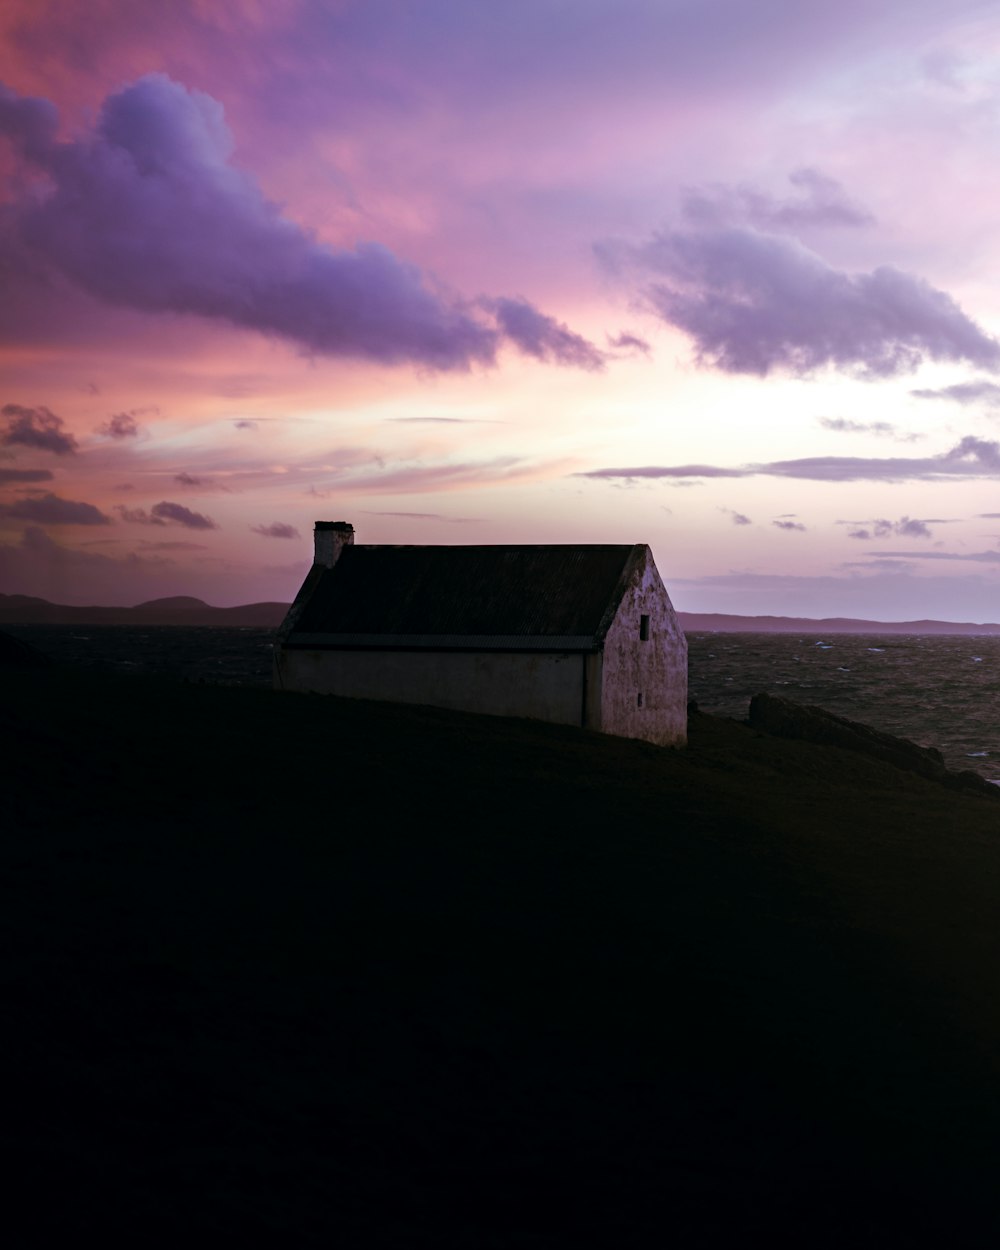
(4, 667), (1000, 1245)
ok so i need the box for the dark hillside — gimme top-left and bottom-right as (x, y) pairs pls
(4, 668), (1000, 1245)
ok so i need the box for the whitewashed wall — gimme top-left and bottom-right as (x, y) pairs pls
(599, 549), (688, 746)
(276, 647), (589, 725)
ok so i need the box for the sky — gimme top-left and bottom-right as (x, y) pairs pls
(3, 1), (1000, 619)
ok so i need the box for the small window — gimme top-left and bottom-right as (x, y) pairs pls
(639, 614), (650, 641)
(637, 692), (644, 708)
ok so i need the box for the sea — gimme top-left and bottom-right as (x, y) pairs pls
(6, 624), (1000, 783)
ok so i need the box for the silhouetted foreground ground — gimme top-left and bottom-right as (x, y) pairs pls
(5, 667), (1000, 1245)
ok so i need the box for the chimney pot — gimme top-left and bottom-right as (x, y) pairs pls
(314, 520), (354, 568)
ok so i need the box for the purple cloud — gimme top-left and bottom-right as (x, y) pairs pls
(117, 505), (165, 526)
(361, 510), (482, 523)
(607, 331), (652, 356)
(0, 75), (599, 373)
(174, 472), (209, 486)
(483, 297), (605, 370)
(819, 417), (919, 442)
(136, 541), (208, 551)
(866, 548), (1000, 564)
(598, 227), (1000, 378)
(582, 463), (747, 481)
(0, 468), (54, 484)
(234, 420), (257, 430)
(895, 517), (933, 538)
(0, 493), (111, 525)
(0, 82), (57, 163)
(98, 412), (139, 438)
(772, 519), (806, 531)
(307, 455), (555, 496)
(911, 379), (1000, 406)
(117, 500), (218, 529)
(151, 501), (218, 530)
(842, 516), (934, 540)
(681, 168), (875, 231)
(1, 404), (78, 455)
(578, 436), (1000, 484)
(250, 521), (300, 539)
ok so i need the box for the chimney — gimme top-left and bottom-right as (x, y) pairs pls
(314, 520), (354, 568)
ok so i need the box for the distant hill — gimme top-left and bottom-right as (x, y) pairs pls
(677, 611), (1000, 635)
(0, 593), (288, 627)
(3, 594), (999, 634)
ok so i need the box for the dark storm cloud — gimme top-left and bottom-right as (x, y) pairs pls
(0, 75), (600, 372)
(910, 379), (1000, 406)
(1, 404), (78, 455)
(117, 501), (218, 529)
(97, 412), (139, 438)
(597, 227), (1000, 378)
(681, 168), (875, 231)
(578, 436), (1000, 484)
(772, 519), (806, 531)
(0, 468), (54, 484)
(0, 493), (111, 525)
(250, 522), (300, 539)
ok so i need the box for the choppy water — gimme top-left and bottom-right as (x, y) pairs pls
(4, 624), (277, 688)
(688, 632), (1000, 782)
(5, 625), (1000, 781)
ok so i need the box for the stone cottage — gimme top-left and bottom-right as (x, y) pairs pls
(274, 522), (687, 746)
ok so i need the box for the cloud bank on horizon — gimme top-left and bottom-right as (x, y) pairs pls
(2, 1), (1000, 617)
(577, 437), (1000, 484)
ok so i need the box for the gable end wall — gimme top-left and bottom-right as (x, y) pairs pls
(599, 547), (687, 746)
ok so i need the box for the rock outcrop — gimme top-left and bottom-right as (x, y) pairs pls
(748, 691), (999, 800)
(0, 630), (50, 669)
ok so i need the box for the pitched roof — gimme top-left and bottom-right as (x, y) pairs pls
(284, 544), (645, 651)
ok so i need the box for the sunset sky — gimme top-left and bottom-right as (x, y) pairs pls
(3, 1), (1000, 618)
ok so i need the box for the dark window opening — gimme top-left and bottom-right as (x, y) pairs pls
(639, 614), (650, 641)
(637, 692), (644, 708)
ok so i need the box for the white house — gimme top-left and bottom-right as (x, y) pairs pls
(274, 522), (688, 746)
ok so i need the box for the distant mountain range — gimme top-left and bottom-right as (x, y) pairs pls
(0, 594), (289, 627)
(677, 612), (1000, 635)
(2, 594), (1000, 634)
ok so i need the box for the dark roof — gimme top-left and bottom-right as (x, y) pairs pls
(286, 544), (644, 649)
